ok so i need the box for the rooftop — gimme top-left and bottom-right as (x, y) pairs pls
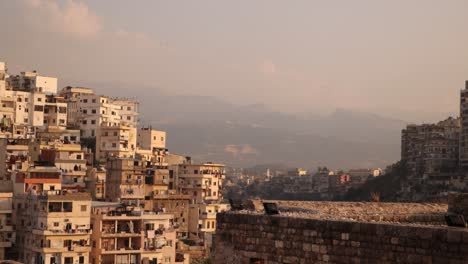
(231, 200), (448, 226)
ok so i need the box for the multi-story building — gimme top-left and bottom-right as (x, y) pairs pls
(7, 71), (57, 95)
(137, 128), (166, 152)
(90, 203), (181, 264)
(43, 94), (68, 128)
(105, 158), (145, 207)
(151, 192), (191, 239)
(0, 138), (30, 191)
(58, 86), (95, 129)
(188, 203), (228, 244)
(112, 99), (139, 128)
(460, 81), (468, 169)
(401, 117), (460, 181)
(176, 163), (225, 204)
(0, 192), (14, 260)
(86, 167), (106, 201)
(14, 192), (92, 264)
(96, 125), (137, 162)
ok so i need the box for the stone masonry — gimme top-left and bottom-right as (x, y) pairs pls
(213, 202), (468, 264)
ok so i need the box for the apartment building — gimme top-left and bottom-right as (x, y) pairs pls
(137, 128), (166, 152)
(0, 192), (14, 260)
(176, 163), (225, 204)
(59, 86), (95, 129)
(7, 71), (57, 95)
(187, 203), (228, 244)
(0, 138), (30, 191)
(43, 94), (68, 128)
(401, 117), (460, 181)
(105, 158), (145, 207)
(461, 81), (468, 169)
(112, 99), (139, 128)
(96, 125), (137, 162)
(14, 192), (92, 264)
(86, 167), (106, 201)
(151, 192), (191, 239)
(90, 203), (181, 264)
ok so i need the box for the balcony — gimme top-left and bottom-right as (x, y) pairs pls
(33, 228), (92, 236)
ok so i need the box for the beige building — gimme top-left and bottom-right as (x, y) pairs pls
(137, 128), (166, 152)
(176, 163), (225, 204)
(96, 125), (137, 162)
(14, 192), (92, 264)
(7, 71), (58, 95)
(112, 99), (139, 128)
(91, 203), (183, 264)
(0, 192), (14, 260)
(188, 203), (228, 244)
(85, 167), (106, 201)
(105, 158), (145, 207)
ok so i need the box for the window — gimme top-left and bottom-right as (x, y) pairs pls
(82, 120), (87, 125)
(37, 97), (42, 102)
(113, 131), (118, 136)
(82, 109), (87, 114)
(53, 222), (59, 227)
(63, 202), (73, 212)
(92, 109), (96, 114)
(59, 119), (65, 124)
(79, 256), (85, 264)
(77, 155), (82, 160)
(112, 143), (117, 148)
(91, 120), (96, 125)
(81, 205), (87, 212)
(92, 99), (96, 103)
(91, 130), (95, 137)
(17, 98), (21, 102)
(64, 257), (73, 264)
(25, 98), (28, 102)
(127, 116), (131, 120)
(83, 99), (88, 103)
(127, 106), (131, 110)
(104, 132), (108, 136)
(34, 105), (44, 112)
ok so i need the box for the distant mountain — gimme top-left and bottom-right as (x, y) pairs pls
(66, 80), (407, 169)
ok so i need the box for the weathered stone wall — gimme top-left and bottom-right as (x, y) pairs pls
(448, 193), (468, 220)
(213, 212), (468, 264)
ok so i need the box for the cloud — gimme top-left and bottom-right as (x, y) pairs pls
(259, 59), (277, 74)
(23, 0), (102, 39)
(224, 144), (259, 157)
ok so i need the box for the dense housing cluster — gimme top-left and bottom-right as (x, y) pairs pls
(0, 62), (228, 264)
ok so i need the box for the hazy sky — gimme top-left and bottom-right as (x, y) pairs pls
(1, 0), (468, 121)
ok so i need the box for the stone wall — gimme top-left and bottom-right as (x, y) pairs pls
(213, 212), (468, 264)
(448, 193), (468, 221)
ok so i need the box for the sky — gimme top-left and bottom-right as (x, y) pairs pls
(1, 0), (468, 121)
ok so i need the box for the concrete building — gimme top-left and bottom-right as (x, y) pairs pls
(105, 158), (145, 207)
(0, 192), (14, 260)
(112, 99), (139, 128)
(402, 117), (460, 182)
(461, 81), (468, 169)
(58, 86), (95, 129)
(14, 192), (92, 264)
(85, 167), (106, 201)
(96, 125), (137, 162)
(90, 203), (182, 264)
(0, 138), (30, 192)
(7, 71), (58, 95)
(137, 128), (166, 152)
(176, 163), (225, 204)
(187, 203), (228, 244)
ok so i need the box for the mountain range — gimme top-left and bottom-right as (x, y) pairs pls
(69, 81), (412, 170)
